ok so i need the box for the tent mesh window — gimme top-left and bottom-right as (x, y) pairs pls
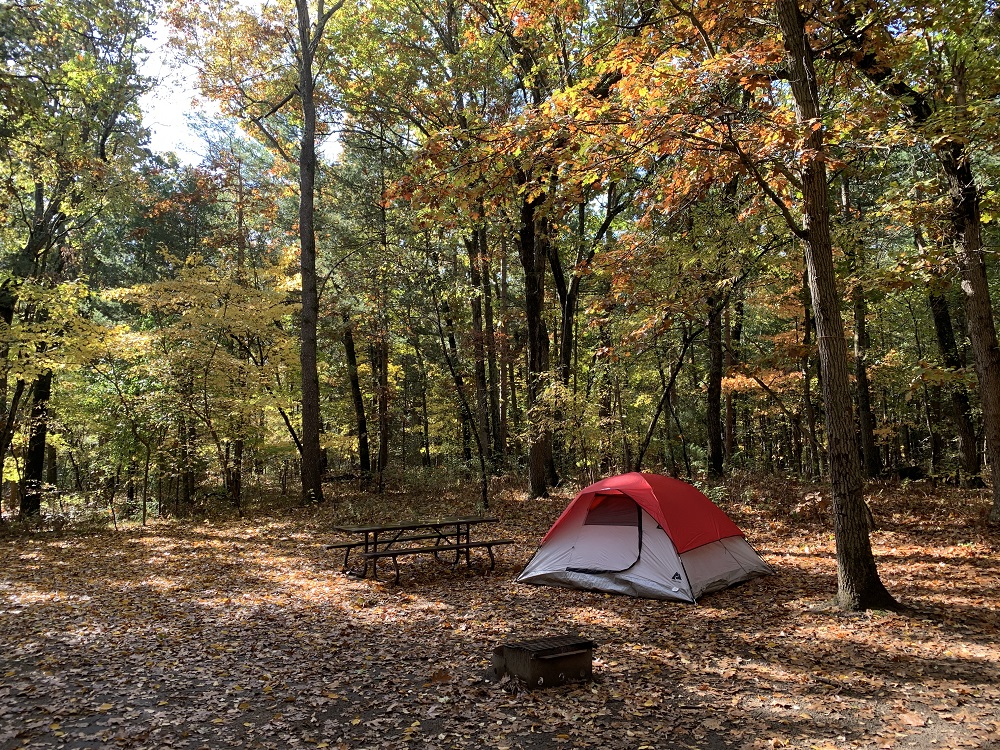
(584, 494), (639, 526)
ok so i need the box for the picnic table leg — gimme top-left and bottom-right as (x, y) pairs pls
(366, 532), (377, 579)
(462, 523), (472, 566)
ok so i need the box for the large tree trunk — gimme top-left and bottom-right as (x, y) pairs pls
(518, 185), (554, 497)
(939, 146), (1000, 521)
(20, 371), (52, 518)
(776, 0), (896, 610)
(295, 0), (325, 505)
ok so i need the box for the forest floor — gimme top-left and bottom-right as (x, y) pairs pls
(0, 476), (998, 750)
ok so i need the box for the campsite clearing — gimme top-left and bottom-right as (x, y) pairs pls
(0, 479), (998, 750)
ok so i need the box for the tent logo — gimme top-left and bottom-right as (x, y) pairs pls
(671, 572), (682, 581)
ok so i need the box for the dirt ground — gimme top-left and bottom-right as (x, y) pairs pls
(1, 479), (998, 750)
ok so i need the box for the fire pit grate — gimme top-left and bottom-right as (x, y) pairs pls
(489, 635), (595, 689)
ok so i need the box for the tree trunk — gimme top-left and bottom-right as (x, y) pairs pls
(776, 0), (896, 610)
(373, 336), (390, 491)
(295, 0), (325, 505)
(801, 274), (822, 479)
(20, 371), (52, 518)
(842, 178), (882, 479)
(439, 296), (472, 462)
(481, 232), (503, 463)
(854, 290), (881, 478)
(45, 444), (57, 492)
(498, 239), (513, 455)
(634, 333), (694, 472)
(725, 300), (742, 462)
(412, 337), (433, 467)
(925, 385), (943, 480)
(517, 184), (554, 497)
(232, 438), (243, 510)
(342, 314), (371, 477)
(938, 146), (1000, 521)
(707, 297), (724, 478)
(927, 291), (982, 485)
(432, 286), (490, 510)
(465, 233), (493, 465)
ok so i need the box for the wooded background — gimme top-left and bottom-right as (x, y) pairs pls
(2, 0), (999, 530)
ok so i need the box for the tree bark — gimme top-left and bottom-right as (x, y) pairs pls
(373, 336), (390, 491)
(939, 146), (1000, 520)
(342, 314), (371, 477)
(295, 0), (326, 505)
(498, 241), (513, 454)
(517, 183), (554, 497)
(724, 300), (741, 462)
(480, 231), (503, 463)
(707, 296), (725, 478)
(776, 0), (896, 610)
(465, 233), (493, 465)
(802, 278), (821, 479)
(21, 372), (52, 518)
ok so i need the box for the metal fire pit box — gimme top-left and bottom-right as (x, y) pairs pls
(490, 635), (595, 689)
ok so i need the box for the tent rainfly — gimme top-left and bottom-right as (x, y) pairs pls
(516, 472), (773, 602)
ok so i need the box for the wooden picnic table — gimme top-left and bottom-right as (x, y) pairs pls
(327, 516), (514, 582)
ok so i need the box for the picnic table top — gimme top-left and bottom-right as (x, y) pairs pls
(331, 516), (499, 534)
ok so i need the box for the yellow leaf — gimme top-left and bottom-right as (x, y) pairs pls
(97, 703), (113, 711)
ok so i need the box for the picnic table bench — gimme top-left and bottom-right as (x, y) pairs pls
(328, 517), (515, 583)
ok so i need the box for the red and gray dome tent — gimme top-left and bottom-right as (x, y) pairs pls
(517, 472), (773, 602)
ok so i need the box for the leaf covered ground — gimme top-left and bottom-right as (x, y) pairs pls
(1, 478), (998, 750)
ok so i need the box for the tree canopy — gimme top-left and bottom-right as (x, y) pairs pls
(2, 0), (1000, 611)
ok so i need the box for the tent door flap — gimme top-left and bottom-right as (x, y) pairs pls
(565, 501), (643, 573)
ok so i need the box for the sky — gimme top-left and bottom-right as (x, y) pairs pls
(138, 9), (340, 165)
(138, 19), (211, 163)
